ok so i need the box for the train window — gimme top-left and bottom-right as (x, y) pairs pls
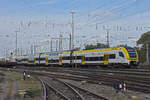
(99, 57), (104, 61)
(29, 61), (34, 63)
(36, 58), (39, 60)
(84, 57), (103, 61)
(17, 60), (21, 62)
(76, 56), (82, 59)
(129, 52), (136, 58)
(36, 57), (45, 60)
(62, 56), (70, 60)
(94, 57), (100, 61)
(85, 57), (89, 61)
(62, 56), (82, 60)
(119, 52), (124, 58)
(40, 58), (46, 61)
(62, 56), (66, 60)
(109, 54), (116, 59)
(67, 56), (70, 60)
(48, 59), (59, 63)
(55, 59), (59, 62)
(21, 59), (25, 61)
(85, 57), (100, 61)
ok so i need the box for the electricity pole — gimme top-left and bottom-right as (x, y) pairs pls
(96, 17), (98, 30)
(56, 40), (58, 51)
(15, 31), (19, 56)
(146, 43), (149, 64)
(70, 11), (75, 50)
(51, 39), (53, 52)
(106, 29), (110, 48)
(59, 34), (63, 51)
(31, 45), (33, 54)
(69, 34), (71, 50)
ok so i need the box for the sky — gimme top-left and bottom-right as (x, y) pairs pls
(0, 0), (150, 57)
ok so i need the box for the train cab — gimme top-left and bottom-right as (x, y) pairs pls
(124, 46), (138, 66)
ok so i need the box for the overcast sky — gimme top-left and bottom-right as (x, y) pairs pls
(0, 0), (150, 56)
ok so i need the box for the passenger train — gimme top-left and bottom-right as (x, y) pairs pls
(16, 46), (138, 67)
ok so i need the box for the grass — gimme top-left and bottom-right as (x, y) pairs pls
(0, 72), (5, 76)
(4, 79), (13, 100)
(2, 71), (43, 100)
(0, 77), (5, 83)
(0, 71), (5, 83)
(25, 88), (41, 98)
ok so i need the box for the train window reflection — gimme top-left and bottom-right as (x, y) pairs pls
(119, 52), (124, 58)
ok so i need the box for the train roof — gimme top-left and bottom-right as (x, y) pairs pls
(61, 46), (135, 54)
(24, 46), (135, 56)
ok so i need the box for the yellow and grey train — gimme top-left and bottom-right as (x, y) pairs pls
(16, 46), (138, 67)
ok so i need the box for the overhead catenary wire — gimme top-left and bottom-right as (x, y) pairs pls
(86, 0), (147, 27)
(79, 0), (139, 28)
(76, 0), (126, 20)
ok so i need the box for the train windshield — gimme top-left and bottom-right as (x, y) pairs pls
(124, 46), (137, 58)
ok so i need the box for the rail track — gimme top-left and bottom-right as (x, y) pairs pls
(0, 67), (150, 94)
(38, 76), (109, 100)
(14, 65), (150, 76)
(38, 78), (47, 100)
(39, 77), (70, 100)
(32, 71), (150, 94)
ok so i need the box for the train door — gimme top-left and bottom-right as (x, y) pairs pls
(104, 53), (109, 65)
(81, 54), (85, 65)
(45, 56), (48, 66)
(59, 56), (62, 66)
(34, 57), (36, 65)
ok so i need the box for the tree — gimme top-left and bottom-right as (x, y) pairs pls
(84, 43), (108, 50)
(115, 44), (127, 47)
(136, 31), (150, 64)
(137, 31), (150, 44)
(74, 47), (80, 51)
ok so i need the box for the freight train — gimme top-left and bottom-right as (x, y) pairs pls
(16, 46), (138, 67)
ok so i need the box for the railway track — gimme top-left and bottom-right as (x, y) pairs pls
(14, 65), (150, 76)
(39, 77), (70, 100)
(49, 67), (150, 76)
(39, 76), (109, 100)
(33, 71), (150, 94)
(1, 67), (150, 94)
(63, 81), (109, 100)
(38, 78), (47, 100)
(17, 65), (150, 71)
